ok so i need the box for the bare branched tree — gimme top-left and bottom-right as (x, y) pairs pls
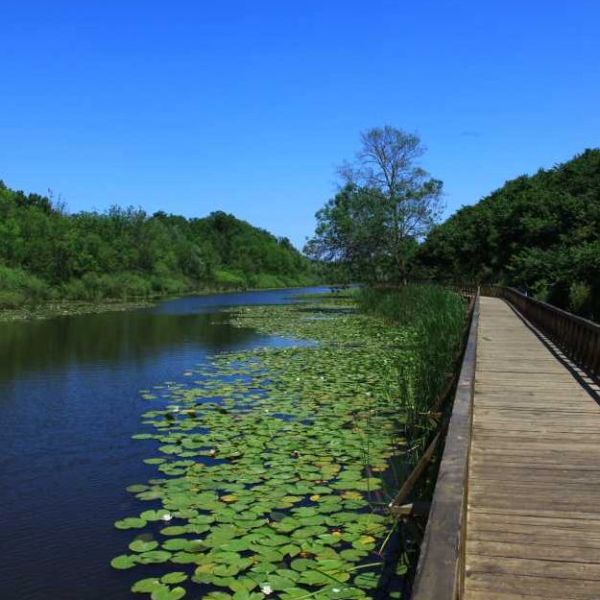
(320, 126), (443, 281)
(339, 126), (443, 240)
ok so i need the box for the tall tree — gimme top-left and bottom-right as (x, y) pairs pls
(306, 126), (443, 282)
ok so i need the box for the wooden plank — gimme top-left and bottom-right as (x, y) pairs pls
(462, 297), (600, 599)
(468, 528), (600, 549)
(467, 539), (600, 563)
(466, 555), (600, 581)
(465, 573), (600, 599)
(466, 592), (569, 600)
(467, 511), (600, 529)
(468, 505), (600, 521)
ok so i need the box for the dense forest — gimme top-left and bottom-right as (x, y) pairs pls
(417, 149), (600, 318)
(4, 146), (600, 317)
(0, 180), (318, 308)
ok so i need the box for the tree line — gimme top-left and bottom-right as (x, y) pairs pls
(0, 181), (318, 307)
(305, 126), (600, 319)
(418, 148), (600, 318)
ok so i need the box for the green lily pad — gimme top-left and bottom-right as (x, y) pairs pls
(160, 572), (188, 585)
(114, 517), (147, 530)
(151, 585), (186, 600)
(129, 540), (159, 553)
(110, 554), (138, 570)
(131, 578), (162, 593)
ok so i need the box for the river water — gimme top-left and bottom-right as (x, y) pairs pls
(0, 287), (329, 600)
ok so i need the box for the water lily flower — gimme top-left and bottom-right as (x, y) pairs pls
(260, 583), (273, 595)
(161, 513), (172, 521)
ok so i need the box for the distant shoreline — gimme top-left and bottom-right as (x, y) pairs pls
(0, 283), (340, 323)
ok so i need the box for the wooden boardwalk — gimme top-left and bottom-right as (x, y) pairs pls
(464, 297), (600, 599)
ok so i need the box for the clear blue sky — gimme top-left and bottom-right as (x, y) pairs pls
(1, 1), (599, 248)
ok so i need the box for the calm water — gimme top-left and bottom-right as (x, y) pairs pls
(0, 287), (329, 600)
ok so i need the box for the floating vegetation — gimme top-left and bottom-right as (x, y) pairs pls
(113, 294), (462, 599)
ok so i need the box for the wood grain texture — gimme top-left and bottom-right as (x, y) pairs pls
(464, 297), (600, 599)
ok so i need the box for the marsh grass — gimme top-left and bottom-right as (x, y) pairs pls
(357, 285), (467, 455)
(356, 285), (467, 596)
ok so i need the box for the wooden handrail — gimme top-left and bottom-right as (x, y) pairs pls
(407, 283), (598, 599)
(410, 293), (480, 600)
(482, 286), (600, 378)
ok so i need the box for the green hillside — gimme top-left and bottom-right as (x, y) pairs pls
(0, 180), (318, 307)
(418, 149), (600, 318)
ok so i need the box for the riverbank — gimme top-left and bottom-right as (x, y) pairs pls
(0, 283), (343, 323)
(0, 299), (155, 322)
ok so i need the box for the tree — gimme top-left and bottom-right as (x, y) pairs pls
(416, 148), (600, 318)
(0, 178), (321, 306)
(306, 126), (443, 282)
(304, 184), (389, 281)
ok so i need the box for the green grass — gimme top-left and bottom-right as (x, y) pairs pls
(357, 285), (467, 447)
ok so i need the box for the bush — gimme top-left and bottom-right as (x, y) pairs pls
(0, 290), (26, 308)
(60, 272), (157, 301)
(251, 273), (286, 289)
(569, 281), (592, 316)
(0, 265), (51, 304)
(214, 269), (247, 289)
(150, 275), (189, 296)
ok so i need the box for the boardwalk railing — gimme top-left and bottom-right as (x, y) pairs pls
(410, 292), (480, 600)
(404, 283), (599, 599)
(483, 286), (600, 378)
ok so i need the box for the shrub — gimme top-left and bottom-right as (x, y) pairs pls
(251, 273), (285, 289)
(0, 265), (51, 304)
(569, 281), (592, 316)
(214, 269), (247, 289)
(0, 290), (26, 308)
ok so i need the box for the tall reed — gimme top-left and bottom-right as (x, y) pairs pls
(358, 285), (467, 455)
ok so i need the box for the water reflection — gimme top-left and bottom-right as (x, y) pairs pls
(0, 287), (324, 600)
(0, 312), (260, 384)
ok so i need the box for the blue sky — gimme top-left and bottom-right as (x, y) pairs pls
(1, 1), (599, 248)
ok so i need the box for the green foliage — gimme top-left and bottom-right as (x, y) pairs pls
(0, 181), (318, 304)
(568, 281), (592, 315)
(249, 273), (286, 289)
(305, 126), (442, 284)
(0, 265), (52, 307)
(357, 285), (467, 445)
(417, 149), (600, 318)
(213, 270), (248, 289)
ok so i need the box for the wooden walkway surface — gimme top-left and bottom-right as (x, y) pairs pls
(464, 297), (600, 599)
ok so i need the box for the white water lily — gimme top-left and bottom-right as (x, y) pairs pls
(260, 583), (273, 595)
(161, 513), (172, 521)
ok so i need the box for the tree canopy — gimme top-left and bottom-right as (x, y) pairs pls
(0, 180), (318, 307)
(305, 126), (443, 283)
(417, 148), (600, 318)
